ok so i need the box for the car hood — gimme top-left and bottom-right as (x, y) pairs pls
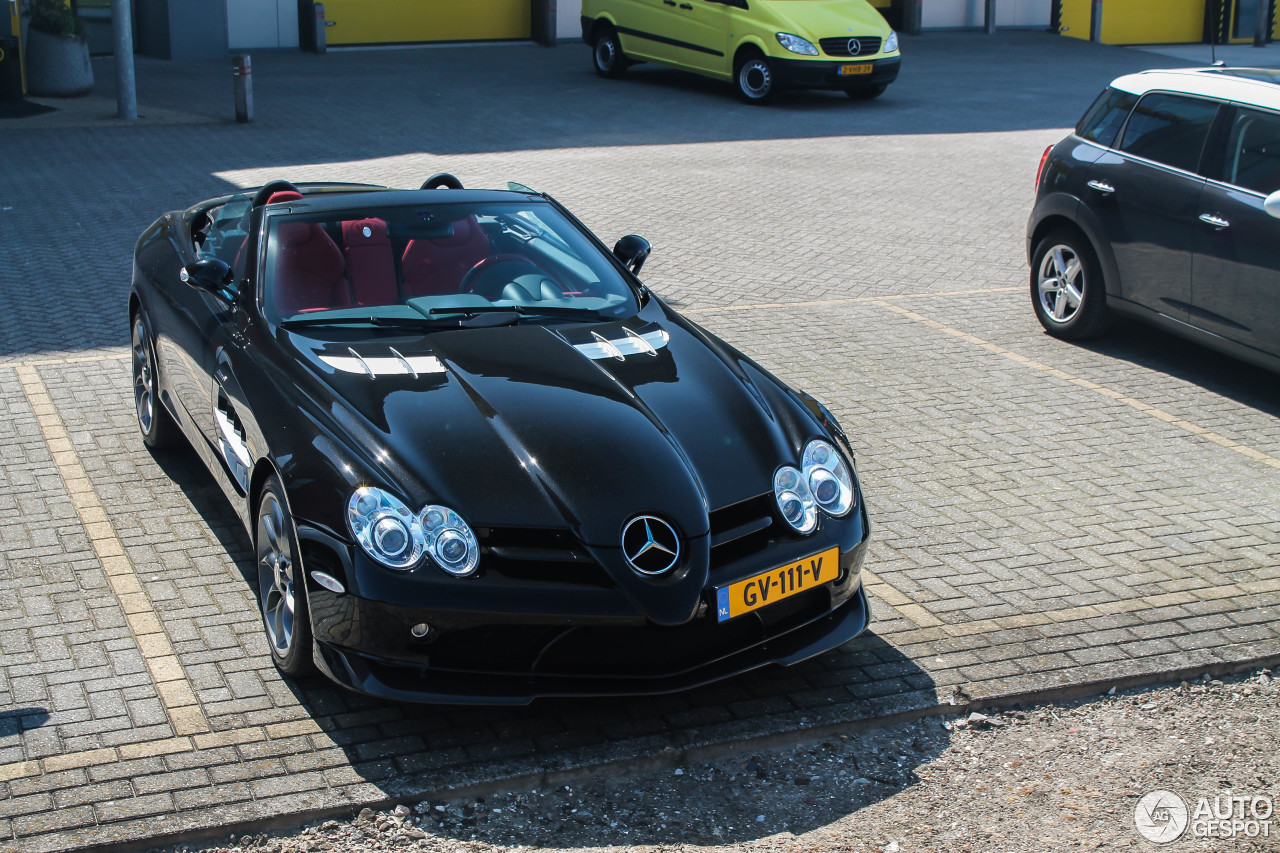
(283, 306), (822, 623)
(758, 0), (891, 40)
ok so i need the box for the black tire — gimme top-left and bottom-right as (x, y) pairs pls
(592, 25), (627, 79)
(1030, 229), (1110, 340)
(256, 475), (314, 676)
(734, 51), (776, 104)
(130, 311), (181, 450)
(845, 84), (886, 101)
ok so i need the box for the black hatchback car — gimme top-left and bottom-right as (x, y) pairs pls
(1028, 68), (1280, 372)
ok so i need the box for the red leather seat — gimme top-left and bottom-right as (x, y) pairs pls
(268, 192), (351, 315)
(342, 217), (398, 307)
(401, 216), (491, 298)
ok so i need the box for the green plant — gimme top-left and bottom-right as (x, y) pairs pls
(27, 0), (88, 39)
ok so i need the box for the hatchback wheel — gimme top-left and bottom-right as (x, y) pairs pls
(131, 312), (180, 449)
(593, 26), (627, 79)
(257, 475), (314, 676)
(735, 53), (776, 104)
(1031, 230), (1110, 339)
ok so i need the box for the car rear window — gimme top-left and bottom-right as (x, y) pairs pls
(1118, 92), (1220, 174)
(1221, 106), (1280, 195)
(1077, 87), (1138, 147)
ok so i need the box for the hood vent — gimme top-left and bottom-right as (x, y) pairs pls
(319, 347), (445, 379)
(572, 327), (670, 362)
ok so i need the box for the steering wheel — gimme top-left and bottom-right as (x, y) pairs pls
(251, 180), (301, 208)
(459, 254), (555, 300)
(421, 173), (464, 190)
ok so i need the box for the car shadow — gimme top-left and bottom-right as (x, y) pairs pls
(1072, 319), (1280, 414)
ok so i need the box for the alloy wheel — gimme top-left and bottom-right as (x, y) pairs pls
(1037, 244), (1084, 324)
(131, 318), (155, 433)
(257, 492), (296, 657)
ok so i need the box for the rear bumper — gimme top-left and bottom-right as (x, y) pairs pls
(773, 56), (901, 90)
(311, 581), (872, 705)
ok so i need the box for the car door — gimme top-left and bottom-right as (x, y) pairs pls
(612, 0), (678, 64)
(1191, 104), (1280, 356)
(1083, 91), (1221, 322)
(666, 0), (733, 75)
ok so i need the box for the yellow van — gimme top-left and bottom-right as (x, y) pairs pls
(580, 0), (900, 104)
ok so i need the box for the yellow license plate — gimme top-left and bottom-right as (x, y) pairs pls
(838, 63), (873, 76)
(715, 547), (839, 622)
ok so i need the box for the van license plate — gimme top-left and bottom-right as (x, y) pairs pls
(838, 64), (873, 76)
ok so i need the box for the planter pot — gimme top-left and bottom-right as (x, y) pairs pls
(24, 27), (94, 97)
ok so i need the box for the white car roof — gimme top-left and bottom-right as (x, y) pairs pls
(1110, 68), (1280, 111)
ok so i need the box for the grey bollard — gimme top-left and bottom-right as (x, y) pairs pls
(1256, 0), (1270, 47)
(233, 53), (253, 123)
(985, 0), (996, 34)
(315, 2), (327, 54)
(1090, 0), (1103, 42)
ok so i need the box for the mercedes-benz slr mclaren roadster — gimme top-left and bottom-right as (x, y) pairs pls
(128, 175), (872, 703)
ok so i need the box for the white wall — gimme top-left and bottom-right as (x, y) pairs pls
(227, 0), (299, 50)
(923, 0), (1050, 28)
(558, 0), (583, 42)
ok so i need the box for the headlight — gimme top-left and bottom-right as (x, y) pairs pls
(774, 466), (817, 534)
(884, 31), (899, 53)
(776, 32), (819, 56)
(419, 505), (480, 577)
(803, 439), (855, 517)
(348, 487), (427, 570)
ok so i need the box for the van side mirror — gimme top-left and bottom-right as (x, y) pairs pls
(1265, 190), (1280, 220)
(613, 235), (651, 275)
(181, 258), (233, 294)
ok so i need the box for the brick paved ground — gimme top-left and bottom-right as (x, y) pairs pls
(1, 31), (1278, 852)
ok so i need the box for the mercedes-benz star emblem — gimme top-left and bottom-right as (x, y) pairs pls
(622, 515), (681, 576)
(847, 38), (862, 55)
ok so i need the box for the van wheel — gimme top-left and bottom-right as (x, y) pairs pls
(593, 26), (627, 79)
(735, 52), (776, 104)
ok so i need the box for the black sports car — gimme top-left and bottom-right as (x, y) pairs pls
(129, 175), (872, 703)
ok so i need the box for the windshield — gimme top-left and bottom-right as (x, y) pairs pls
(261, 200), (638, 326)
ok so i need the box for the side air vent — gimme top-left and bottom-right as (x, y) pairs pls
(215, 398), (251, 493)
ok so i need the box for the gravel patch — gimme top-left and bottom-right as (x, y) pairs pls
(159, 669), (1279, 852)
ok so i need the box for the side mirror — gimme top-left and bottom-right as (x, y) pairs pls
(612, 234), (651, 275)
(180, 258), (233, 294)
(1265, 190), (1280, 220)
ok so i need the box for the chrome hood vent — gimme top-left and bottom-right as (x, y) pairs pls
(319, 347), (445, 378)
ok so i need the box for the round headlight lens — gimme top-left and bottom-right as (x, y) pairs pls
(802, 439), (855, 517)
(420, 505), (480, 577)
(347, 487), (426, 570)
(776, 32), (820, 56)
(774, 465), (817, 534)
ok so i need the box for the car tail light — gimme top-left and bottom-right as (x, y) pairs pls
(1034, 145), (1053, 193)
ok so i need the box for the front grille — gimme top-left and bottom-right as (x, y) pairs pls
(708, 493), (775, 572)
(819, 36), (882, 57)
(477, 526), (610, 587)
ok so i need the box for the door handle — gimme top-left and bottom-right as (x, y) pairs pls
(679, 2), (693, 7)
(663, 0), (676, 5)
(1086, 180), (1115, 195)
(1198, 213), (1230, 229)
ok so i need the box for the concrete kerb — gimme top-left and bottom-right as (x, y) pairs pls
(33, 651), (1280, 853)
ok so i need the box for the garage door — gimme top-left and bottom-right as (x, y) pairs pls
(1058, 0), (1205, 44)
(323, 0), (530, 46)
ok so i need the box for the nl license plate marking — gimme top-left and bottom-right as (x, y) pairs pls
(838, 63), (873, 76)
(716, 547), (839, 622)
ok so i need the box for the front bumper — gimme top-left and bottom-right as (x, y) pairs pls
(311, 580), (870, 704)
(772, 55), (901, 91)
